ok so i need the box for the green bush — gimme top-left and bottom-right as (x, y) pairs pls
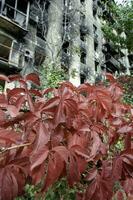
(117, 75), (133, 105)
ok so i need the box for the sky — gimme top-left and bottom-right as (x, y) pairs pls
(115, 0), (131, 4)
(115, 0), (123, 3)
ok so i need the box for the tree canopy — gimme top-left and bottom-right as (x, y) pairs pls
(102, 0), (133, 52)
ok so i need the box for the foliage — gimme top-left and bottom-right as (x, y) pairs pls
(45, 178), (77, 200)
(0, 73), (132, 200)
(40, 61), (67, 89)
(15, 184), (39, 200)
(102, 24), (126, 49)
(102, 0), (133, 52)
(117, 74), (133, 105)
(0, 85), (3, 92)
(16, 179), (77, 200)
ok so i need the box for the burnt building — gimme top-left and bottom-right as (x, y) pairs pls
(0, 0), (45, 77)
(0, 0), (132, 86)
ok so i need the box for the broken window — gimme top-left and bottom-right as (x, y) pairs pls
(0, 33), (21, 67)
(62, 41), (69, 54)
(2, 0), (29, 28)
(95, 61), (98, 72)
(34, 50), (45, 66)
(10, 41), (21, 67)
(93, 24), (97, 34)
(17, 0), (27, 14)
(80, 74), (86, 84)
(94, 41), (98, 51)
(4, 0), (15, 19)
(0, 33), (12, 62)
(80, 31), (86, 42)
(80, 51), (86, 64)
(16, 0), (28, 28)
(80, 12), (85, 24)
(45, 0), (50, 10)
(80, 0), (85, 4)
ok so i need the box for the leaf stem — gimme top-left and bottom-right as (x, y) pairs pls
(0, 143), (31, 153)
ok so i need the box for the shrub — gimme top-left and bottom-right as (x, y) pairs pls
(0, 73), (132, 200)
(117, 75), (133, 105)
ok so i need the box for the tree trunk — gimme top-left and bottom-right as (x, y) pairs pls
(85, 0), (95, 83)
(45, 0), (64, 66)
(69, 0), (81, 86)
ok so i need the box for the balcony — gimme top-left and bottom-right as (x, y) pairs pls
(103, 41), (119, 56)
(118, 59), (126, 70)
(105, 54), (120, 71)
(0, 0), (30, 36)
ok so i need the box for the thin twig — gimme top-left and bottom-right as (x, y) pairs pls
(0, 143), (31, 154)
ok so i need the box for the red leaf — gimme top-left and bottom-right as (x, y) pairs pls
(33, 121), (50, 151)
(42, 88), (54, 95)
(0, 109), (6, 121)
(106, 73), (116, 83)
(0, 94), (8, 107)
(122, 178), (133, 196)
(7, 88), (25, 99)
(0, 168), (18, 200)
(118, 125), (132, 134)
(85, 167), (113, 200)
(29, 89), (42, 97)
(43, 152), (64, 191)
(125, 132), (131, 150)
(0, 129), (20, 144)
(8, 74), (22, 82)
(52, 146), (69, 163)
(67, 154), (80, 186)
(86, 168), (98, 182)
(0, 74), (10, 82)
(113, 190), (127, 200)
(31, 164), (46, 185)
(0, 165), (26, 200)
(112, 150), (133, 180)
(7, 105), (19, 117)
(25, 73), (40, 86)
(15, 95), (26, 111)
(54, 86), (78, 126)
(68, 134), (88, 149)
(27, 93), (35, 112)
(30, 145), (49, 171)
(89, 132), (102, 159)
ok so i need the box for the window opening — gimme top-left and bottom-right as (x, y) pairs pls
(80, 0), (85, 4)
(2, 0), (28, 28)
(94, 41), (98, 51)
(80, 31), (86, 42)
(93, 24), (97, 34)
(80, 74), (86, 84)
(17, 0), (27, 13)
(80, 51), (86, 64)
(45, 0), (50, 10)
(0, 34), (12, 62)
(62, 41), (69, 54)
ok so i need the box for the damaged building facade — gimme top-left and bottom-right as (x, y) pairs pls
(0, 0), (45, 78)
(0, 0), (132, 86)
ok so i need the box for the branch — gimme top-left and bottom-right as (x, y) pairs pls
(0, 143), (31, 154)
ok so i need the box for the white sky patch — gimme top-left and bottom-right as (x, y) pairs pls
(115, 0), (131, 4)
